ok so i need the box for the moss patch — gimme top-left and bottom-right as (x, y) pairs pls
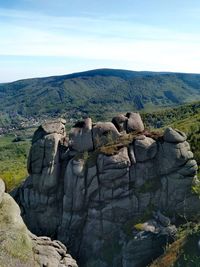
(0, 193), (34, 266)
(134, 223), (144, 231)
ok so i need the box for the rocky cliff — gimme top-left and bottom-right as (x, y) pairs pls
(14, 113), (199, 267)
(0, 178), (78, 267)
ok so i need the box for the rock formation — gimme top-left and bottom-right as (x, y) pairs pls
(0, 178), (78, 267)
(14, 113), (199, 267)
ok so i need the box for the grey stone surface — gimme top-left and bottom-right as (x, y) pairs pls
(14, 115), (199, 267)
(41, 120), (66, 135)
(163, 127), (187, 143)
(31, 233), (78, 267)
(134, 136), (157, 161)
(126, 112), (144, 133)
(0, 178), (77, 267)
(121, 213), (177, 267)
(92, 122), (121, 148)
(32, 119), (66, 144)
(69, 118), (93, 152)
(112, 114), (128, 132)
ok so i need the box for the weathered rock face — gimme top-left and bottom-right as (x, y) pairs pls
(0, 179), (78, 267)
(112, 112), (144, 133)
(14, 115), (199, 267)
(69, 118), (93, 152)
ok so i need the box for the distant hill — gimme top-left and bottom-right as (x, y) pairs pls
(1, 68), (200, 121)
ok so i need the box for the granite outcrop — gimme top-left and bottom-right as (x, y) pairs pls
(14, 113), (199, 267)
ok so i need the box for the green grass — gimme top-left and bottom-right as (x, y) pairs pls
(0, 135), (31, 191)
(142, 101), (200, 128)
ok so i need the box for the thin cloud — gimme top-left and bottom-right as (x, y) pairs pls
(0, 6), (200, 81)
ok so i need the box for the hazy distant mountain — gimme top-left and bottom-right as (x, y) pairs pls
(0, 68), (200, 120)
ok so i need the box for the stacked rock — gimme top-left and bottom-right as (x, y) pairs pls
(14, 113), (199, 267)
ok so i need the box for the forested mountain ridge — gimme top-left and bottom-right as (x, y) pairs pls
(1, 69), (200, 121)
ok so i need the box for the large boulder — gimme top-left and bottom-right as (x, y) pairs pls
(112, 112), (145, 133)
(112, 114), (128, 132)
(69, 118), (93, 152)
(32, 119), (66, 144)
(92, 122), (121, 148)
(163, 127), (187, 143)
(126, 112), (144, 133)
(27, 119), (66, 193)
(0, 179), (78, 267)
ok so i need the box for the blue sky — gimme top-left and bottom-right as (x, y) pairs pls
(0, 0), (200, 82)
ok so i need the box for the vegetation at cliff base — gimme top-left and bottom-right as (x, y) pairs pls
(0, 135), (31, 191)
(150, 223), (200, 267)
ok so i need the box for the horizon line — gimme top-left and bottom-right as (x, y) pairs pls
(1, 67), (200, 84)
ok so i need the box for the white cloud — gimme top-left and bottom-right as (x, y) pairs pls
(0, 6), (200, 82)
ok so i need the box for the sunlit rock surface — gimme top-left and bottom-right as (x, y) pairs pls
(14, 114), (199, 267)
(0, 178), (78, 267)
